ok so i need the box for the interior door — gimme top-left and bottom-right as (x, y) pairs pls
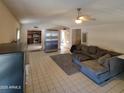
(72, 29), (81, 45)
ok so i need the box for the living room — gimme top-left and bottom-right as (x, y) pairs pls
(0, 0), (124, 93)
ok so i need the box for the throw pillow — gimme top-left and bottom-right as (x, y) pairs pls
(88, 46), (97, 54)
(76, 45), (82, 50)
(97, 54), (111, 68)
(81, 45), (88, 52)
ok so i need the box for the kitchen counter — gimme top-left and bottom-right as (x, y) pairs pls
(0, 43), (26, 54)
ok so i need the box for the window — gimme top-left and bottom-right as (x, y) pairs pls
(16, 28), (20, 41)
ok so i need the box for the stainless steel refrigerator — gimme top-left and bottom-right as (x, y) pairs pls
(44, 30), (59, 52)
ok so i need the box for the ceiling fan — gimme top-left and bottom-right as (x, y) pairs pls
(75, 8), (96, 24)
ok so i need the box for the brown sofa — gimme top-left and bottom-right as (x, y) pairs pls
(71, 44), (123, 84)
(71, 44), (121, 62)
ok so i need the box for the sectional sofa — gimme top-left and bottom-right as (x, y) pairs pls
(71, 44), (124, 84)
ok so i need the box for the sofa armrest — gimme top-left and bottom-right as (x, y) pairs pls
(109, 57), (124, 76)
(70, 45), (77, 53)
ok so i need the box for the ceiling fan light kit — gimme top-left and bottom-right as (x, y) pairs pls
(75, 19), (82, 24)
(75, 8), (82, 24)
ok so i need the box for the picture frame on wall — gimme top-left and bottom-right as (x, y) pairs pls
(82, 32), (87, 44)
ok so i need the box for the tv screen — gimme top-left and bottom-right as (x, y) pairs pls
(0, 52), (24, 93)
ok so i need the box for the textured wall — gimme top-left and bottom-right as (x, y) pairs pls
(86, 22), (124, 53)
(0, 1), (20, 43)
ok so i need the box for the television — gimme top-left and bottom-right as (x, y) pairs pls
(0, 52), (24, 93)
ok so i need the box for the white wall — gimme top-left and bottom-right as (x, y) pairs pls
(86, 22), (124, 53)
(0, 1), (20, 43)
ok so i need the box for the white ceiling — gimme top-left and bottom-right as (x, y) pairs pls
(3, 0), (124, 27)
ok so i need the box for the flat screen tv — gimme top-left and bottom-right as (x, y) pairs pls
(0, 52), (24, 93)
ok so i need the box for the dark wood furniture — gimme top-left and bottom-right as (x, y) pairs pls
(27, 30), (41, 44)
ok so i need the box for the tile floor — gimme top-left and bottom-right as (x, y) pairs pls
(26, 51), (124, 93)
(27, 44), (42, 51)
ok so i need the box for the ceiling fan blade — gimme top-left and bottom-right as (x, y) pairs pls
(79, 15), (96, 21)
(89, 17), (96, 21)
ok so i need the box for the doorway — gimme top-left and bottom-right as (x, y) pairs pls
(27, 30), (42, 51)
(60, 29), (71, 52)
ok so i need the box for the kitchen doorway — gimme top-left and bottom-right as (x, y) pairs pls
(27, 30), (42, 51)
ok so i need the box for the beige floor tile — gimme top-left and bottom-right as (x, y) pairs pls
(25, 51), (124, 93)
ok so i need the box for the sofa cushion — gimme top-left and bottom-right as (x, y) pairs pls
(76, 44), (81, 51)
(74, 54), (91, 61)
(96, 48), (108, 57)
(73, 50), (82, 54)
(88, 54), (100, 59)
(81, 45), (89, 52)
(97, 54), (111, 68)
(81, 60), (109, 75)
(88, 46), (97, 54)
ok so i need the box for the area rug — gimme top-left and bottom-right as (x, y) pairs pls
(50, 53), (80, 75)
